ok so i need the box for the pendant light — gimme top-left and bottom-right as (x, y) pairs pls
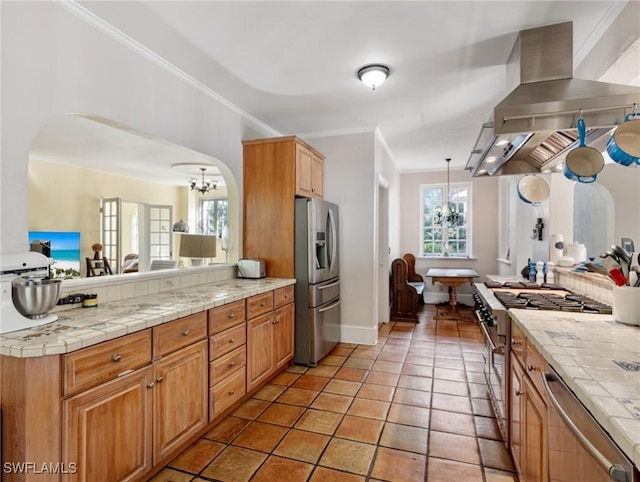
(434, 158), (461, 227)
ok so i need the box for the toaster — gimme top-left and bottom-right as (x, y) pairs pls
(237, 258), (266, 279)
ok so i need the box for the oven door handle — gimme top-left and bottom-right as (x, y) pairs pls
(479, 321), (494, 350)
(542, 371), (629, 482)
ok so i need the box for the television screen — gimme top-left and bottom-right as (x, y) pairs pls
(28, 231), (81, 278)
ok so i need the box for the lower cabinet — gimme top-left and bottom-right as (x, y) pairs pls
(154, 340), (208, 462)
(63, 366), (154, 482)
(247, 312), (275, 391)
(63, 318), (208, 482)
(509, 320), (548, 482)
(247, 287), (295, 392)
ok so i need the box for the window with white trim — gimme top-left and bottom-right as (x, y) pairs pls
(420, 182), (472, 257)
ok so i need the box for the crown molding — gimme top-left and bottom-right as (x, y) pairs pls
(52, 1), (281, 137)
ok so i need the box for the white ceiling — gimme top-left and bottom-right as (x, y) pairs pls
(35, 1), (639, 182)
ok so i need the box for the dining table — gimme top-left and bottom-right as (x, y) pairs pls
(425, 268), (480, 310)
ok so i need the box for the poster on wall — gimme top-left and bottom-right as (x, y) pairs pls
(28, 231), (81, 278)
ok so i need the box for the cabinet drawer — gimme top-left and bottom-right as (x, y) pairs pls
(64, 330), (152, 396)
(210, 368), (246, 420)
(209, 300), (246, 335)
(274, 285), (294, 308)
(247, 292), (273, 319)
(210, 324), (246, 361)
(510, 320), (525, 365)
(153, 312), (207, 358)
(525, 342), (547, 397)
(210, 345), (246, 385)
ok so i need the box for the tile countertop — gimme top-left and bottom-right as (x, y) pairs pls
(509, 309), (640, 469)
(0, 278), (296, 359)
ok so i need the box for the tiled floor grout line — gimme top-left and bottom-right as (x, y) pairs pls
(152, 304), (518, 482)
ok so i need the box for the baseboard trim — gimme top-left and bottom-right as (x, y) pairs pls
(340, 323), (378, 346)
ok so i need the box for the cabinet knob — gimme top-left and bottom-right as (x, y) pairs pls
(260, 302), (266, 307)
(228, 389), (235, 396)
(111, 354), (121, 362)
(228, 361), (236, 367)
(147, 382), (155, 389)
(228, 313), (235, 319)
(527, 363), (536, 372)
(512, 339), (522, 346)
(156, 376), (164, 383)
(515, 389), (522, 396)
(182, 329), (190, 336)
(275, 317), (280, 324)
(229, 338), (236, 343)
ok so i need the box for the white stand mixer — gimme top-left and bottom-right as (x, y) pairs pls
(1, 252), (60, 334)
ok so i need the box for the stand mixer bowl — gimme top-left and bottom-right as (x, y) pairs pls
(12, 277), (61, 319)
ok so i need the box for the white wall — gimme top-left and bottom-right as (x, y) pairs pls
(304, 132), (380, 345)
(0, 2), (273, 255)
(399, 170), (500, 303)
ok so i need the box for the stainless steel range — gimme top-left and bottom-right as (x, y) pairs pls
(473, 280), (611, 444)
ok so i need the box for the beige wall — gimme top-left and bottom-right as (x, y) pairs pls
(399, 169), (500, 301)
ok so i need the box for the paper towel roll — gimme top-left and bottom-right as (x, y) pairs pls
(550, 235), (564, 263)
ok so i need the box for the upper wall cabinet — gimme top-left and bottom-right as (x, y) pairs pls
(242, 136), (325, 278)
(294, 142), (324, 198)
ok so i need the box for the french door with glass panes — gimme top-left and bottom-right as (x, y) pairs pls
(101, 198), (172, 274)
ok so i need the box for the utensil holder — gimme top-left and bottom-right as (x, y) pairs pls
(612, 286), (640, 326)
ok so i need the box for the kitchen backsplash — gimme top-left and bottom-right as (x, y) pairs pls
(555, 267), (614, 305)
(52, 264), (237, 312)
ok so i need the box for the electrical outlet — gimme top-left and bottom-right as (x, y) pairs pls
(164, 278), (177, 288)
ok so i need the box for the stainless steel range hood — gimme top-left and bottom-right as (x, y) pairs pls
(466, 22), (640, 177)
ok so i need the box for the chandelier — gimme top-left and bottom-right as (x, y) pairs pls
(434, 158), (461, 227)
(189, 167), (217, 194)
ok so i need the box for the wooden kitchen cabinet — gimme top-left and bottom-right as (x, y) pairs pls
(208, 301), (247, 421)
(63, 314), (208, 482)
(246, 288), (295, 392)
(509, 319), (548, 482)
(295, 141), (324, 198)
(63, 366), (154, 482)
(242, 135), (325, 277)
(274, 302), (294, 370)
(153, 340), (208, 462)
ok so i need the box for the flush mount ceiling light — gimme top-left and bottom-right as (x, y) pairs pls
(357, 64), (390, 90)
(189, 167), (217, 194)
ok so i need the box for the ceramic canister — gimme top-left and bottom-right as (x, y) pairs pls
(549, 234), (564, 263)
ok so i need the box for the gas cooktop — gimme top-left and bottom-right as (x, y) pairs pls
(486, 282), (612, 314)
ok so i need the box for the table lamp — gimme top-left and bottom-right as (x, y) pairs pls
(179, 234), (216, 266)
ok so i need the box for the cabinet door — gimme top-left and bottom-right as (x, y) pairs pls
(63, 366), (153, 482)
(274, 303), (294, 370)
(311, 154), (323, 198)
(524, 375), (548, 482)
(154, 340), (208, 463)
(295, 143), (313, 197)
(247, 313), (275, 392)
(509, 354), (524, 478)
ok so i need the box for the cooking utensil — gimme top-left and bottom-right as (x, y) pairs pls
(611, 245), (632, 283)
(607, 111), (640, 166)
(632, 266), (640, 288)
(563, 118), (605, 183)
(516, 175), (550, 206)
(11, 277), (61, 318)
(601, 256), (627, 286)
(584, 262), (610, 277)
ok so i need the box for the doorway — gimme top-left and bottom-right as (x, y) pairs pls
(378, 176), (390, 324)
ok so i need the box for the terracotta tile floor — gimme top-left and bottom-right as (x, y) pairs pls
(150, 305), (519, 482)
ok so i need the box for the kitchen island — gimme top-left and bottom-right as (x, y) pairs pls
(509, 308), (640, 470)
(0, 277), (296, 482)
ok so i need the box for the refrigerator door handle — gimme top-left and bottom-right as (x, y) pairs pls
(328, 208), (337, 273)
(318, 299), (340, 313)
(318, 280), (340, 290)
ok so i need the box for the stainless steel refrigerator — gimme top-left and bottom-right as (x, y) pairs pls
(294, 198), (341, 366)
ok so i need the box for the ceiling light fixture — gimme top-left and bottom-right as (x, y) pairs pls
(434, 158), (462, 227)
(190, 167), (216, 194)
(357, 64), (390, 90)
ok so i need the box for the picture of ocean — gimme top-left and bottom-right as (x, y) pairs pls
(28, 231), (81, 274)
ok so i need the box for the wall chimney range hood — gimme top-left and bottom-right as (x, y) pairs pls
(466, 22), (640, 177)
